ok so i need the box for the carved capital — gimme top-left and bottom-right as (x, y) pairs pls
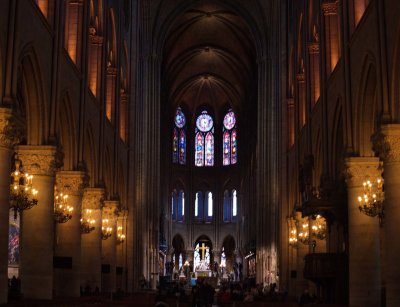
(372, 125), (400, 164)
(307, 42), (320, 55)
(82, 187), (105, 210)
(15, 145), (62, 176)
(56, 171), (88, 196)
(0, 108), (23, 149)
(296, 73), (305, 82)
(107, 67), (118, 76)
(322, 1), (338, 16)
(89, 34), (103, 46)
(103, 200), (120, 219)
(344, 157), (382, 188)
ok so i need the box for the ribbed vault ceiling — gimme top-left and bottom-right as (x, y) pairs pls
(163, 1), (256, 117)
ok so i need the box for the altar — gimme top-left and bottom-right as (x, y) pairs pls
(195, 260), (212, 278)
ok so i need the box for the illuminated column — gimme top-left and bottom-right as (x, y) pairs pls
(307, 42), (320, 106)
(106, 67), (117, 122)
(0, 108), (19, 304)
(119, 92), (128, 142)
(80, 188), (104, 290)
(296, 72), (306, 129)
(54, 171), (87, 297)
(345, 157), (381, 307)
(376, 125), (400, 306)
(101, 201), (119, 294)
(88, 31), (103, 97)
(322, 1), (340, 75)
(16, 145), (61, 299)
(116, 210), (127, 291)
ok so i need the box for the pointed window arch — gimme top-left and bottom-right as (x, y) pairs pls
(172, 107), (186, 164)
(194, 191), (204, 221)
(223, 189), (238, 223)
(222, 110), (237, 165)
(195, 111), (214, 167)
(171, 190), (178, 221)
(206, 191), (213, 223)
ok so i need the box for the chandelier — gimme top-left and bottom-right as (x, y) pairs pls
(101, 219), (112, 240)
(54, 189), (73, 223)
(116, 226), (126, 244)
(357, 178), (384, 222)
(80, 209), (96, 234)
(297, 221), (309, 245)
(311, 215), (326, 240)
(288, 218), (297, 247)
(10, 159), (39, 220)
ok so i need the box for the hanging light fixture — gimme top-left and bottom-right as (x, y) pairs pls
(80, 209), (96, 234)
(357, 178), (384, 222)
(287, 218), (298, 247)
(311, 215), (326, 240)
(116, 226), (126, 244)
(9, 159), (39, 220)
(101, 218), (112, 240)
(297, 221), (309, 245)
(54, 188), (73, 223)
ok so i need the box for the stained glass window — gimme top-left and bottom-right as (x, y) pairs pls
(222, 110), (237, 165)
(223, 189), (238, 223)
(195, 191), (204, 220)
(171, 190), (177, 221)
(172, 108), (186, 164)
(205, 191), (213, 222)
(195, 111), (214, 167)
(177, 190), (184, 222)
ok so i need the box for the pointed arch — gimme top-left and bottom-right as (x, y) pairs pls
(18, 46), (48, 145)
(356, 53), (379, 156)
(57, 92), (77, 170)
(103, 146), (112, 198)
(83, 122), (97, 186)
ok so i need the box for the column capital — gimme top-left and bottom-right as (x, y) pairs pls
(322, 1), (338, 16)
(307, 42), (320, 55)
(296, 73), (305, 82)
(15, 145), (62, 176)
(372, 124), (400, 163)
(89, 33), (104, 45)
(344, 157), (382, 188)
(103, 200), (120, 219)
(0, 108), (23, 149)
(82, 187), (105, 210)
(107, 67), (118, 76)
(56, 171), (88, 196)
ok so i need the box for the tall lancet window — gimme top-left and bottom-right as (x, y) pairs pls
(173, 107), (186, 164)
(195, 111), (214, 167)
(223, 110), (237, 165)
(205, 191), (213, 223)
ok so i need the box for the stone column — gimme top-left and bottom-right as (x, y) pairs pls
(0, 108), (20, 304)
(345, 157), (381, 307)
(16, 145), (61, 299)
(101, 201), (119, 294)
(116, 210), (127, 291)
(80, 188), (104, 291)
(375, 125), (400, 306)
(53, 171), (87, 297)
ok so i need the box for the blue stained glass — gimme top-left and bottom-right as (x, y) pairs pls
(205, 132), (214, 166)
(223, 131), (230, 166)
(196, 112), (213, 132)
(195, 132), (204, 167)
(175, 108), (186, 128)
(231, 129), (237, 164)
(179, 130), (186, 164)
(223, 111), (236, 130)
(172, 128), (178, 163)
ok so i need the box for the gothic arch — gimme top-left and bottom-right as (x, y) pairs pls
(355, 53), (379, 156)
(103, 145), (112, 198)
(221, 235), (236, 252)
(83, 122), (97, 186)
(390, 24), (400, 121)
(17, 46), (48, 145)
(107, 8), (117, 66)
(57, 92), (77, 170)
(117, 160), (126, 206)
(331, 99), (345, 179)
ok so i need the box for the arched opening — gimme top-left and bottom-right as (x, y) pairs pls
(172, 234), (185, 273)
(221, 235), (236, 273)
(193, 235), (213, 272)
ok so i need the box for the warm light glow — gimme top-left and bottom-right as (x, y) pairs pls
(356, 177), (384, 222)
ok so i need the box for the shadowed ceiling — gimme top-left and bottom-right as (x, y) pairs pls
(163, 1), (257, 121)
